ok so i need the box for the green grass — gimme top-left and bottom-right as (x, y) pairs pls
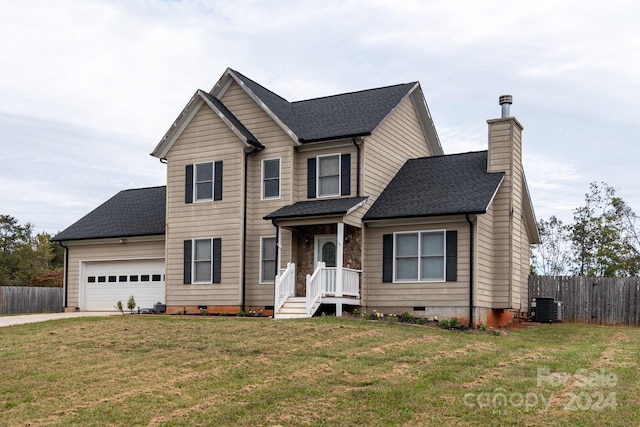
(0, 316), (638, 426)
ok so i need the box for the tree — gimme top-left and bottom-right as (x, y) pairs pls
(570, 182), (640, 277)
(532, 216), (571, 275)
(0, 215), (63, 286)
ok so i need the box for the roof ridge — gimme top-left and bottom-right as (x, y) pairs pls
(120, 185), (166, 192)
(410, 150), (488, 161)
(291, 82), (417, 104)
(230, 68), (291, 104)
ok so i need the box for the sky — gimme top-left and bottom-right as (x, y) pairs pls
(1, 0), (639, 235)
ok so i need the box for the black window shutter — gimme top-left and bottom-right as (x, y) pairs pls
(212, 238), (222, 283)
(183, 240), (192, 284)
(341, 153), (351, 196)
(307, 158), (316, 198)
(446, 230), (458, 282)
(382, 234), (393, 283)
(214, 161), (223, 201)
(185, 164), (194, 204)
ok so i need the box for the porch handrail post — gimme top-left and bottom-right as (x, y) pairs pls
(336, 222), (344, 297)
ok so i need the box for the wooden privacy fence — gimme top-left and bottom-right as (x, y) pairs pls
(529, 276), (640, 326)
(0, 286), (63, 315)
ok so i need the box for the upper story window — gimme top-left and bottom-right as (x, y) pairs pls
(185, 161), (223, 204)
(195, 162), (213, 201)
(262, 158), (281, 200)
(318, 154), (340, 197)
(307, 153), (351, 199)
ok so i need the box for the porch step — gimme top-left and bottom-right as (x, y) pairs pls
(275, 297), (310, 319)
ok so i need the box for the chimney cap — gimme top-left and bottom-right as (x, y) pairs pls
(499, 95), (513, 105)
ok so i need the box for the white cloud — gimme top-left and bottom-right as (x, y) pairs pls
(1, 0), (640, 233)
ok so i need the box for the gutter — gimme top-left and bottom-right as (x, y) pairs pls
(298, 132), (371, 144)
(242, 146), (260, 312)
(351, 138), (361, 196)
(466, 214), (475, 328)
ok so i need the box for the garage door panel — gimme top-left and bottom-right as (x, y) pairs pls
(83, 260), (165, 311)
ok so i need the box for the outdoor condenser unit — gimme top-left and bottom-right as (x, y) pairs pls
(531, 297), (557, 323)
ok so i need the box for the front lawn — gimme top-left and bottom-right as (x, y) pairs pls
(0, 316), (638, 426)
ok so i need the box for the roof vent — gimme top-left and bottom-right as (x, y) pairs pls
(499, 95), (512, 118)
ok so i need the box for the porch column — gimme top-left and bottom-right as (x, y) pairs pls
(336, 222), (344, 298)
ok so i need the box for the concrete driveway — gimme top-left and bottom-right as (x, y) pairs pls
(0, 311), (118, 327)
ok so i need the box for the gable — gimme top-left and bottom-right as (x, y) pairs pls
(151, 90), (263, 159)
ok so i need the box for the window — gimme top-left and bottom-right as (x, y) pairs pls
(394, 231), (445, 282)
(262, 158), (280, 199)
(318, 154), (340, 197)
(307, 153), (350, 198)
(195, 162), (213, 201)
(184, 238), (222, 284)
(260, 237), (277, 283)
(185, 161), (223, 203)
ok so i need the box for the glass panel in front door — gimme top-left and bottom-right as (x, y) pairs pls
(321, 241), (336, 267)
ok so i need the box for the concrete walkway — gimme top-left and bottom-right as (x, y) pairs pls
(0, 311), (117, 328)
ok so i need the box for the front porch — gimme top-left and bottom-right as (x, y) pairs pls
(274, 262), (361, 319)
(263, 196), (368, 319)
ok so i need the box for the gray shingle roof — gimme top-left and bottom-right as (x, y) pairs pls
(52, 186), (166, 241)
(232, 69), (416, 143)
(264, 196), (368, 220)
(363, 151), (504, 220)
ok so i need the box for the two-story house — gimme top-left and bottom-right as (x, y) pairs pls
(53, 68), (539, 327)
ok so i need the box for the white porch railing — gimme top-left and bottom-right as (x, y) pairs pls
(274, 262), (295, 314)
(305, 262), (325, 317)
(319, 268), (360, 297)
(341, 268), (361, 297)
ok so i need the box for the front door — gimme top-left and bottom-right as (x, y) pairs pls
(315, 235), (337, 267)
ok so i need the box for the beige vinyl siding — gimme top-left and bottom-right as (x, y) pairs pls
(165, 103), (244, 306)
(362, 96), (431, 208)
(295, 142), (358, 202)
(244, 146), (294, 306)
(475, 208), (494, 309)
(220, 81), (298, 306)
(64, 238), (165, 309)
(364, 221), (470, 310)
(490, 183), (511, 307)
(519, 218), (532, 310)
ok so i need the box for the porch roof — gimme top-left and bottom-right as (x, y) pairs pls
(363, 151), (504, 220)
(264, 196), (368, 220)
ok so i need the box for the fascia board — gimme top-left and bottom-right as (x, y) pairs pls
(151, 92), (204, 159)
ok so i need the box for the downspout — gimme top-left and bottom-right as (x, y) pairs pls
(242, 147), (259, 313)
(466, 214), (474, 328)
(59, 241), (69, 310)
(351, 138), (361, 196)
(272, 220), (280, 283)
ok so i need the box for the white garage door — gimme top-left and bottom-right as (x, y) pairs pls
(83, 259), (165, 311)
